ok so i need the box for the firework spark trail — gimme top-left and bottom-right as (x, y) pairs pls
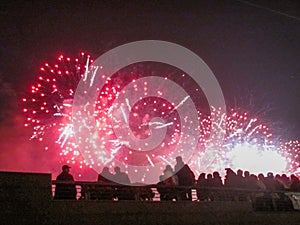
(107, 146), (122, 164)
(245, 118), (256, 131)
(212, 121), (226, 135)
(107, 104), (116, 115)
(63, 103), (72, 107)
(111, 145), (122, 154)
(108, 139), (130, 146)
(120, 105), (128, 124)
(210, 106), (226, 131)
(247, 125), (260, 137)
(57, 123), (73, 147)
(218, 113), (226, 129)
(83, 57), (90, 82)
(53, 113), (69, 117)
(149, 121), (163, 126)
(83, 102), (90, 111)
(140, 121), (164, 127)
(169, 96), (190, 114)
(146, 154), (155, 167)
(155, 122), (173, 129)
(89, 66), (99, 87)
(227, 128), (243, 139)
(158, 155), (172, 165)
(125, 98), (131, 111)
(30, 132), (39, 140)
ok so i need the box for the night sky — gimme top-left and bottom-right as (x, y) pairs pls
(0, 0), (299, 176)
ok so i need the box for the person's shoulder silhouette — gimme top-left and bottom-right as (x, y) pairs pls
(174, 156), (195, 186)
(114, 167), (130, 184)
(57, 165), (74, 181)
(98, 167), (113, 183)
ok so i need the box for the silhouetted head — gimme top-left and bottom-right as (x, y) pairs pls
(281, 174), (288, 180)
(225, 168), (235, 175)
(165, 165), (173, 172)
(102, 167), (110, 174)
(291, 174), (299, 182)
(237, 169), (243, 176)
(258, 173), (265, 180)
(114, 166), (121, 173)
(213, 171), (220, 178)
(176, 156), (183, 164)
(62, 165), (71, 173)
(244, 171), (250, 178)
(267, 172), (274, 178)
(250, 174), (257, 180)
(275, 174), (281, 180)
(199, 173), (206, 179)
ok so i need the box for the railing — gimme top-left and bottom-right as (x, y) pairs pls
(52, 181), (160, 201)
(51, 181), (300, 211)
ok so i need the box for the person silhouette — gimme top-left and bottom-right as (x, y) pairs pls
(113, 167), (133, 200)
(174, 156), (195, 201)
(113, 167), (130, 184)
(54, 165), (76, 200)
(159, 165), (178, 185)
(91, 167), (114, 200)
(158, 165), (178, 201)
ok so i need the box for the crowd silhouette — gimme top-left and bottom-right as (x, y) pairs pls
(54, 156), (300, 206)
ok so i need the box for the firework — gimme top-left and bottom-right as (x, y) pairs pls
(23, 52), (298, 181)
(23, 57), (197, 181)
(191, 107), (288, 176)
(280, 140), (300, 176)
(22, 52), (93, 169)
(73, 67), (200, 184)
